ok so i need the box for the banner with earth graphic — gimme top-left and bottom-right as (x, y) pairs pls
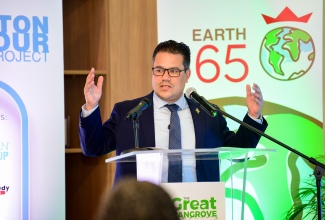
(0, 1), (65, 219)
(157, 1), (323, 219)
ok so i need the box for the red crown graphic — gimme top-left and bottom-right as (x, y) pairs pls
(262, 7), (312, 24)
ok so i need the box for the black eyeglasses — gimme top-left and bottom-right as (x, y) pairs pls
(152, 67), (186, 77)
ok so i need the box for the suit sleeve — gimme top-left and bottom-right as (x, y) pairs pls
(78, 106), (117, 156)
(223, 113), (268, 148)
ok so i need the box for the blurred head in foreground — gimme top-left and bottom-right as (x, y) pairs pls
(97, 178), (179, 220)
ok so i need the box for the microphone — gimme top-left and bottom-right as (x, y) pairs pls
(125, 98), (152, 120)
(185, 87), (217, 117)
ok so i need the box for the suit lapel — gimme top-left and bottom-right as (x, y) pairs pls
(139, 92), (155, 147)
(138, 93), (205, 149)
(186, 96), (205, 149)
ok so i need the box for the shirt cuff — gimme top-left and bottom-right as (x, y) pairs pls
(81, 104), (98, 118)
(247, 112), (263, 124)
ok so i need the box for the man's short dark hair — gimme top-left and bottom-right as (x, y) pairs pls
(152, 40), (191, 70)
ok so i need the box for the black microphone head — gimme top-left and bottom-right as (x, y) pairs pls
(185, 87), (218, 117)
(141, 98), (152, 107)
(185, 87), (196, 99)
(125, 97), (152, 120)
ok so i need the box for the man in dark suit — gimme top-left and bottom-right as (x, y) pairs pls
(79, 40), (268, 184)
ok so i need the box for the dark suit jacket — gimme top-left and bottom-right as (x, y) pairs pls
(79, 91), (268, 184)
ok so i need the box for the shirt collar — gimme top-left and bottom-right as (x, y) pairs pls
(153, 92), (188, 110)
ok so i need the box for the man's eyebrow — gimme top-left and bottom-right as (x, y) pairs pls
(153, 66), (180, 69)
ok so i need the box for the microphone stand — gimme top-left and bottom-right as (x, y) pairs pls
(121, 117), (140, 154)
(133, 117), (140, 149)
(213, 105), (325, 219)
(121, 116), (154, 154)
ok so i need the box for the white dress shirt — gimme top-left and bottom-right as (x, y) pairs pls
(153, 92), (197, 183)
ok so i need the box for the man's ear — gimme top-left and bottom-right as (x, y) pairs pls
(186, 69), (191, 82)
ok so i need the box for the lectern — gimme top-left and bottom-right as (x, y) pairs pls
(106, 147), (275, 220)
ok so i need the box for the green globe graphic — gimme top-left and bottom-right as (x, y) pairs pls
(260, 26), (315, 80)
